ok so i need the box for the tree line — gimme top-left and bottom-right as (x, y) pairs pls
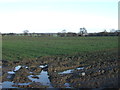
(1, 29), (120, 37)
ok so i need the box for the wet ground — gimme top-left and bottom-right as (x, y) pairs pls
(1, 49), (119, 89)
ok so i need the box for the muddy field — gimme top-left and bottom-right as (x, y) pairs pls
(2, 49), (119, 89)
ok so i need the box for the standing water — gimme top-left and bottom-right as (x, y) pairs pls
(14, 65), (22, 72)
(2, 81), (16, 88)
(58, 69), (74, 74)
(28, 70), (53, 88)
(58, 67), (84, 74)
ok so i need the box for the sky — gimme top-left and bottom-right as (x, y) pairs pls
(0, 0), (118, 33)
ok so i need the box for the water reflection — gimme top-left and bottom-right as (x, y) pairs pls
(77, 67), (84, 70)
(2, 81), (16, 88)
(58, 69), (74, 74)
(8, 71), (15, 74)
(28, 70), (53, 88)
(64, 83), (71, 88)
(2, 81), (31, 88)
(14, 65), (22, 72)
(58, 67), (84, 74)
(7, 71), (15, 79)
(39, 65), (48, 69)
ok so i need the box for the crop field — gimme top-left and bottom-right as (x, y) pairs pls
(2, 36), (119, 88)
(2, 36), (118, 60)
(2, 36), (118, 61)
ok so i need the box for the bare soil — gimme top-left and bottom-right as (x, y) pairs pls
(2, 50), (119, 88)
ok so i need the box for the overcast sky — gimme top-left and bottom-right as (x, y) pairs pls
(0, 0), (118, 33)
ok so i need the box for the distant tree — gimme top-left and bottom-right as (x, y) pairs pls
(110, 29), (116, 33)
(62, 29), (66, 33)
(103, 29), (107, 32)
(116, 30), (120, 32)
(8, 33), (16, 36)
(115, 30), (120, 36)
(23, 30), (29, 35)
(79, 27), (87, 36)
(58, 29), (66, 37)
(66, 32), (77, 37)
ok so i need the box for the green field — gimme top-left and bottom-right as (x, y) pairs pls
(2, 36), (118, 61)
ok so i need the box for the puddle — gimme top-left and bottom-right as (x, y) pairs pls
(2, 81), (32, 88)
(14, 82), (31, 86)
(39, 65), (48, 69)
(28, 70), (53, 88)
(7, 71), (15, 79)
(8, 71), (15, 74)
(76, 67), (84, 70)
(14, 65), (22, 72)
(29, 72), (33, 74)
(7, 65), (29, 79)
(23, 66), (28, 69)
(7, 74), (15, 79)
(3, 64), (85, 88)
(58, 67), (84, 74)
(3, 64), (53, 88)
(58, 69), (74, 74)
(2, 81), (17, 88)
(64, 83), (71, 88)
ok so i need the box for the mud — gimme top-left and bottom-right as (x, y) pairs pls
(2, 50), (119, 88)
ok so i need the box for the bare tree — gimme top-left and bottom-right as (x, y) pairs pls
(79, 27), (87, 36)
(62, 29), (66, 33)
(23, 30), (29, 35)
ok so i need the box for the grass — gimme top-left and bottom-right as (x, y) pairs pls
(2, 36), (118, 61)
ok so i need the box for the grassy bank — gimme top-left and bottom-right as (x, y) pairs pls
(2, 36), (118, 61)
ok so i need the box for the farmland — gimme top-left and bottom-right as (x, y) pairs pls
(2, 36), (118, 61)
(2, 36), (119, 88)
